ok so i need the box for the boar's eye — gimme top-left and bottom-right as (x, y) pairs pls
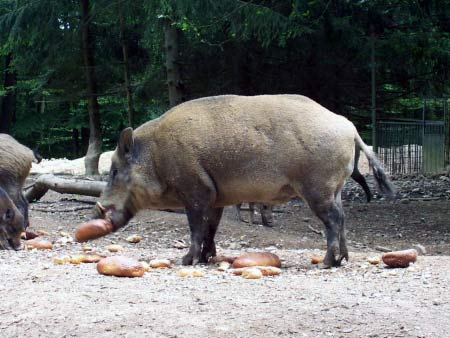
(7, 224), (16, 234)
(2, 208), (14, 222)
(111, 169), (118, 180)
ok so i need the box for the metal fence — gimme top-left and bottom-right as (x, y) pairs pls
(376, 121), (445, 174)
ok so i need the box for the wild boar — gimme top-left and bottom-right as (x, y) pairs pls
(0, 133), (37, 229)
(94, 95), (394, 268)
(234, 203), (274, 226)
(0, 186), (24, 250)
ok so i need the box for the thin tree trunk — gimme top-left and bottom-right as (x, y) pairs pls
(370, 27), (377, 152)
(80, 0), (102, 175)
(72, 128), (80, 158)
(118, 3), (134, 127)
(164, 20), (185, 108)
(81, 127), (90, 153)
(0, 53), (17, 133)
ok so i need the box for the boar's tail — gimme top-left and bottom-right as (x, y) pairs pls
(354, 133), (396, 200)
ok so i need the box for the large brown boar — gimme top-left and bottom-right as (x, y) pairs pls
(0, 134), (36, 229)
(0, 186), (24, 250)
(94, 95), (394, 268)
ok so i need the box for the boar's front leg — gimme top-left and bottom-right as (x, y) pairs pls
(179, 170), (222, 265)
(200, 207), (223, 262)
(183, 206), (223, 265)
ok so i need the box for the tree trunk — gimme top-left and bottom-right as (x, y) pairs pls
(80, 0), (102, 175)
(81, 127), (89, 152)
(0, 53), (17, 133)
(72, 128), (80, 158)
(164, 20), (185, 108)
(118, 3), (134, 127)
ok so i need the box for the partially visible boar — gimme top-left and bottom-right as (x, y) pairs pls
(234, 203), (274, 226)
(94, 95), (394, 268)
(0, 134), (37, 229)
(0, 187), (24, 250)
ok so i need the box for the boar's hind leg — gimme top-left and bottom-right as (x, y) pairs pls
(306, 190), (347, 268)
(183, 206), (223, 265)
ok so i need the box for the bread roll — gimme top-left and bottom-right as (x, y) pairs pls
(79, 253), (104, 263)
(242, 268), (263, 279)
(25, 238), (53, 250)
(105, 244), (124, 252)
(367, 256), (381, 265)
(126, 234), (142, 243)
(140, 262), (151, 271)
(178, 268), (204, 277)
(75, 219), (113, 242)
(257, 266), (282, 276)
(69, 255), (84, 264)
(52, 256), (71, 264)
(217, 261), (231, 271)
(21, 231), (39, 240)
(97, 256), (145, 277)
(232, 266), (281, 276)
(209, 255), (237, 264)
(382, 249), (418, 268)
(311, 255), (324, 264)
(149, 259), (171, 268)
(232, 252), (281, 268)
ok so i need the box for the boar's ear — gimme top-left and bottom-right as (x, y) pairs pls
(118, 127), (134, 161)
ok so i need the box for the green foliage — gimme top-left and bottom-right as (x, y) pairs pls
(0, 0), (449, 157)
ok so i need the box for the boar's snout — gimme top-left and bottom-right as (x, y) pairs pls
(92, 202), (133, 231)
(8, 236), (23, 251)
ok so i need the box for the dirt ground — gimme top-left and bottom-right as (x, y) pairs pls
(1, 176), (450, 338)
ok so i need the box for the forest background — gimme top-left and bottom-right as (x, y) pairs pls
(0, 0), (449, 174)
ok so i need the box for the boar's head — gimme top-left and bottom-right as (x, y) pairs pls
(0, 187), (24, 250)
(93, 128), (138, 229)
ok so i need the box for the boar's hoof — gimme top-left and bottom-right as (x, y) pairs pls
(338, 253), (349, 265)
(200, 246), (216, 263)
(182, 253), (197, 266)
(322, 255), (341, 269)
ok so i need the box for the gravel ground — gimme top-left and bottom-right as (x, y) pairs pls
(1, 176), (450, 338)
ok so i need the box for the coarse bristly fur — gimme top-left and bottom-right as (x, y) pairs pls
(0, 134), (37, 230)
(0, 186), (24, 250)
(95, 94), (395, 268)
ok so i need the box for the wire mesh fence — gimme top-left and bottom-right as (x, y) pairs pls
(376, 121), (445, 174)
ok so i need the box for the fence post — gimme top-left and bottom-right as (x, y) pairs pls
(445, 98), (449, 167)
(370, 30), (377, 153)
(422, 98), (426, 172)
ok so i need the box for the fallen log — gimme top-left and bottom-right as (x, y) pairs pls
(30, 205), (94, 213)
(25, 174), (106, 202)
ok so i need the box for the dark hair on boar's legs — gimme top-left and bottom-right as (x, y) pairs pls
(93, 95), (395, 268)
